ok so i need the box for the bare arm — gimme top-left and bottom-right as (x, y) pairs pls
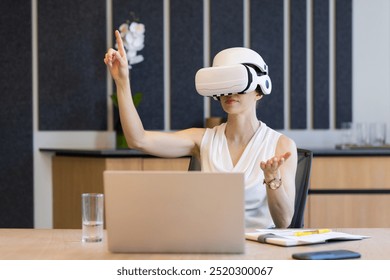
(104, 31), (204, 157)
(260, 135), (297, 228)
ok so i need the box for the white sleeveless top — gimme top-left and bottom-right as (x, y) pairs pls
(200, 121), (281, 228)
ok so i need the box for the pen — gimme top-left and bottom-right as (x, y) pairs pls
(294, 229), (332, 236)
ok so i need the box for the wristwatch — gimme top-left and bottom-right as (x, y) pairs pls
(263, 177), (282, 190)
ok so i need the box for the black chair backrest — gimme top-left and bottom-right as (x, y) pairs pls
(289, 148), (313, 228)
(188, 148), (313, 228)
(188, 155), (201, 171)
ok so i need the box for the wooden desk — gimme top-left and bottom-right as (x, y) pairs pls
(0, 228), (389, 260)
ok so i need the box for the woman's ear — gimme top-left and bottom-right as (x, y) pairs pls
(255, 93), (263, 101)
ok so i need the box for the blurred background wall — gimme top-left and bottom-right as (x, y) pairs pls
(0, 0), (389, 228)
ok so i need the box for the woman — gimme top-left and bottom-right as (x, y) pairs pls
(104, 30), (297, 228)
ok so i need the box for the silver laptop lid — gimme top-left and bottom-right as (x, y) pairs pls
(104, 171), (245, 254)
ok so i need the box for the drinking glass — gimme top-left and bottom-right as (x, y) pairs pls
(355, 123), (370, 146)
(81, 193), (104, 242)
(369, 122), (387, 146)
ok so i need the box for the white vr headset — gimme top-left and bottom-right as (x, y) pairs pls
(195, 47), (272, 100)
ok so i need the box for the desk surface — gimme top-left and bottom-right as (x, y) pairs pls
(1, 228), (389, 260)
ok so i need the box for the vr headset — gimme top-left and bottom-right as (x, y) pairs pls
(195, 47), (272, 100)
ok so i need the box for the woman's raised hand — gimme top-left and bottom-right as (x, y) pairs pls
(104, 30), (129, 83)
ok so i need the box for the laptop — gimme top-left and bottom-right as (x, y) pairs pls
(103, 171), (245, 254)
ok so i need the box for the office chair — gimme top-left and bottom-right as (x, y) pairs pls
(188, 148), (313, 229)
(288, 148), (312, 228)
(188, 155), (201, 171)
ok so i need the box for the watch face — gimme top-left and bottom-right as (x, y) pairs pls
(263, 178), (282, 190)
(269, 179), (282, 190)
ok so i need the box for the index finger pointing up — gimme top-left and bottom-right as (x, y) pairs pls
(115, 30), (126, 57)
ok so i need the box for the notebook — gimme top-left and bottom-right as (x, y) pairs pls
(245, 229), (369, 247)
(103, 171), (245, 253)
